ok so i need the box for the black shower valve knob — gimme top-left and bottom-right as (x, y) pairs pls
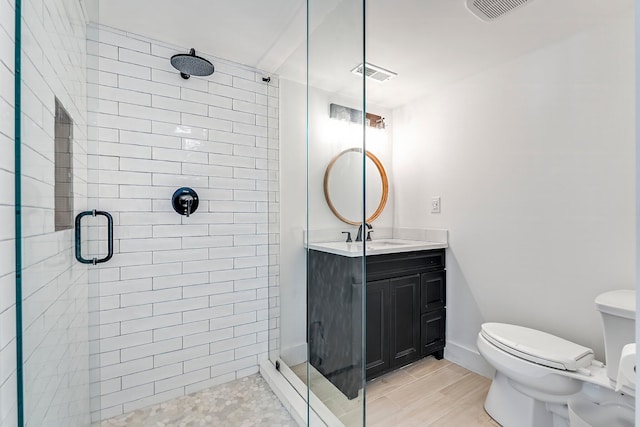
(172, 187), (199, 217)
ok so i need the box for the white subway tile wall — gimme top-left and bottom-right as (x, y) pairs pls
(0, 1), (16, 426)
(11, 0), (92, 426)
(87, 26), (280, 420)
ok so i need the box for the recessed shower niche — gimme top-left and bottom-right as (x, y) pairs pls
(54, 98), (74, 231)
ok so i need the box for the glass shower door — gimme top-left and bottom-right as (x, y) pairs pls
(17, 0), (96, 424)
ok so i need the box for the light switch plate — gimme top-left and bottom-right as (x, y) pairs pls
(431, 196), (441, 213)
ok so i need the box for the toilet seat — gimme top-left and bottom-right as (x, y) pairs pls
(481, 323), (594, 371)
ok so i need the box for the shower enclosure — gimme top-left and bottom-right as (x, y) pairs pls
(9, 0), (369, 425)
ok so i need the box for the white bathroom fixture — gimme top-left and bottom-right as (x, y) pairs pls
(477, 290), (636, 427)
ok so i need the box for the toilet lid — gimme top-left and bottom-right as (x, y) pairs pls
(481, 323), (594, 371)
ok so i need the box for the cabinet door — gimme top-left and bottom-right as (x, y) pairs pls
(421, 309), (446, 356)
(421, 271), (446, 313)
(366, 280), (389, 379)
(389, 274), (421, 368)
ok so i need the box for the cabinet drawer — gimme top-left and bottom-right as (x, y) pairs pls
(421, 309), (446, 356)
(366, 249), (445, 280)
(422, 250), (445, 271)
(386, 250), (444, 271)
(421, 271), (446, 313)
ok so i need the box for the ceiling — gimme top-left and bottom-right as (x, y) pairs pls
(97, 0), (307, 71)
(97, 0), (633, 109)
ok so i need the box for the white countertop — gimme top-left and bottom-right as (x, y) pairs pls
(307, 239), (448, 257)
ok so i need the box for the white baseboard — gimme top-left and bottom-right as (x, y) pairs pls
(445, 340), (496, 379)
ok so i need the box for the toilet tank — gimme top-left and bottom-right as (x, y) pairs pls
(594, 290), (636, 382)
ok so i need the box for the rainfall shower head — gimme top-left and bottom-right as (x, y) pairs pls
(170, 48), (214, 79)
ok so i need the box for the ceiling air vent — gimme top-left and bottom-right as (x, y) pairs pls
(465, 0), (536, 22)
(351, 63), (397, 83)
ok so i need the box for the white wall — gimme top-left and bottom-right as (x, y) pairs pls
(279, 78), (393, 363)
(87, 26), (279, 420)
(392, 12), (635, 367)
(0, 1), (16, 426)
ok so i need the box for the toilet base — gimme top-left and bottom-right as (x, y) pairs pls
(485, 371), (559, 427)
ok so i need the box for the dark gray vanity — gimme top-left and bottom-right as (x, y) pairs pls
(308, 245), (446, 399)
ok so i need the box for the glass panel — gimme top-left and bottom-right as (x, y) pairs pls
(267, 73), (282, 366)
(267, 5), (309, 418)
(3, 1), (17, 426)
(19, 0), (94, 424)
(307, 0), (366, 425)
(272, 0), (367, 424)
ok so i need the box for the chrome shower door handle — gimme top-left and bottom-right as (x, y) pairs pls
(75, 210), (114, 265)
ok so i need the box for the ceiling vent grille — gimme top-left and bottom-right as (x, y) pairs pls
(351, 63), (397, 82)
(465, 0), (535, 22)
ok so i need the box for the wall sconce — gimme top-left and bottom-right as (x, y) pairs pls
(329, 103), (386, 129)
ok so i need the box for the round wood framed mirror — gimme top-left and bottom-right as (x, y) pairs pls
(323, 148), (389, 225)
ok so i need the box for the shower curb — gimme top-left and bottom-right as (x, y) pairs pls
(260, 360), (345, 427)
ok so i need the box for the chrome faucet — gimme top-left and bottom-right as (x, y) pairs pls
(355, 223), (373, 242)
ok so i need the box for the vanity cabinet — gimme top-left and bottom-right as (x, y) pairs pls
(308, 248), (446, 399)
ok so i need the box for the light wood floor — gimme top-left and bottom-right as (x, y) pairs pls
(293, 357), (500, 427)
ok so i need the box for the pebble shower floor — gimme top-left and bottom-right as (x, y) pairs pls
(99, 374), (297, 427)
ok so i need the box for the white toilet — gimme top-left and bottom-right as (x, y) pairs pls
(477, 290), (635, 427)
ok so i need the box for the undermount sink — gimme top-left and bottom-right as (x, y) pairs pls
(366, 239), (414, 248)
(307, 238), (448, 257)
